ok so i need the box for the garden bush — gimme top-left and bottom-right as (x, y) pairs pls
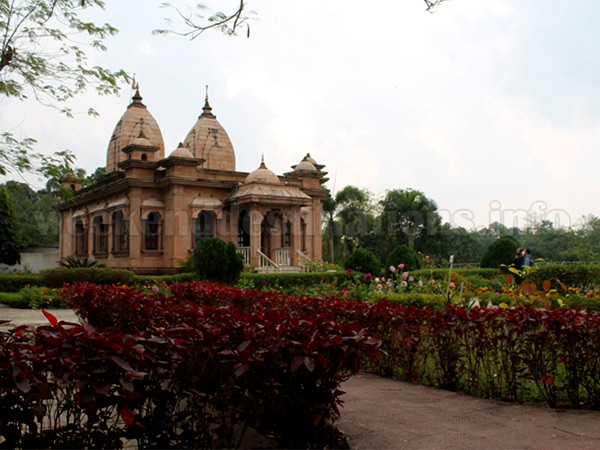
(40, 267), (136, 288)
(385, 244), (421, 273)
(0, 274), (43, 292)
(239, 271), (353, 292)
(344, 248), (381, 275)
(58, 282), (381, 448)
(133, 272), (197, 287)
(189, 237), (244, 284)
(526, 264), (600, 292)
(480, 235), (520, 269)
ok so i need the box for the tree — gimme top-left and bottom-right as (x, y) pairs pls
(322, 185), (376, 263)
(154, 1), (254, 39)
(4, 181), (60, 249)
(480, 235), (520, 269)
(385, 244), (421, 273)
(380, 188), (442, 250)
(0, 0), (129, 175)
(0, 184), (22, 264)
(344, 248), (381, 276)
(190, 237), (244, 284)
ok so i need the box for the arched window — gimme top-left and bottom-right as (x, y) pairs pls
(92, 216), (108, 255)
(141, 153), (147, 161)
(144, 211), (161, 250)
(194, 211), (214, 246)
(112, 210), (128, 253)
(74, 220), (87, 256)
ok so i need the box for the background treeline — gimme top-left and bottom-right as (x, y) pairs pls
(2, 179), (600, 268)
(322, 185), (600, 267)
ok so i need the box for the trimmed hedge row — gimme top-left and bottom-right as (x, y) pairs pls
(239, 271), (353, 290)
(40, 268), (136, 288)
(411, 268), (501, 280)
(0, 274), (43, 292)
(526, 264), (600, 291)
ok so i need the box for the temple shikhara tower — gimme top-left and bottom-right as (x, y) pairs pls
(57, 89), (328, 273)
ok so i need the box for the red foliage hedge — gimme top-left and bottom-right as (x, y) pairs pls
(0, 282), (380, 449)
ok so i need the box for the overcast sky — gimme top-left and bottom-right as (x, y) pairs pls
(3, 0), (599, 231)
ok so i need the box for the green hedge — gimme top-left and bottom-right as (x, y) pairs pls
(133, 273), (198, 286)
(411, 268), (501, 280)
(473, 291), (600, 311)
(239, 271), (352, 290)
(41, 268), (136, 288)
(525, 264), (600, 292)
(369, 292), (448, 309)
(0, 274), (44, 292)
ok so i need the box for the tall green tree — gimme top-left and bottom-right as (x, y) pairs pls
(380, 188), (442, 250)
(0, 184), (22, 264)
(4, 181), (59, 249)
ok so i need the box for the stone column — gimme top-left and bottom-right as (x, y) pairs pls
(128, 188), (142, 264)
(289, 206), (302, 267)
(248, 206), (263, 268)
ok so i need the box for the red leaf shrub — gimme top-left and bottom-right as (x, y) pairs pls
(0, 282), (381, 449)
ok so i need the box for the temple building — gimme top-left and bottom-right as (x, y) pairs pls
(56, 89), (329, 274)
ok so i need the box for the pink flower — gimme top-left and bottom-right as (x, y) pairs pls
(152, 285), (159, 292)
(399, 264), (405, 270)
(402, 271), (409, 279)
(347, 268), (354, 275)
(389, 265), (396, 273)
(409, 276), (415, 282)
(402, 281), (408, 288)
(364, 273), (372, 280)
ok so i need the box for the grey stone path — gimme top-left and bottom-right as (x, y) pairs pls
(2, 305), (600, 449)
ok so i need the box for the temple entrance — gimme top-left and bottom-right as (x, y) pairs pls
(260, 210), (290, 266)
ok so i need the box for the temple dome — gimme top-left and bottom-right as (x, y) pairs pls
(182, 94), (235, 171)
(294, 156), (317, 172)
(106, 89), (165, 172)
(245, 161), (280, 185)
(169, 143), (194, 158)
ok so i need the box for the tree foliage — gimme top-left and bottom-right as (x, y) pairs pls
(344, 248), (381, 276)
(480, 236), (520, 269)
(154, 1), (254, 39)
(190, 237), (244, 284)
(385, 244), (421, 273)
(4, 181), (59, 249)
(0, 184), (21, 264)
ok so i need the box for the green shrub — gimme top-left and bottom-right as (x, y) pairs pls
(239, 271), (352, 291)
(0, 274), (44, 292)
(526, 264), (600, 292)
(369, 292), (447, 309)
(385, 245), (421, 273)
(411, 268), (500, 281)
(480, 236), (520, 269)
(134, 273), (197, 287)
(190, 237), (244, 284)
(0, 292), (26, 308)
(344, 248), (381, 275)
(41, 268), (136, 288)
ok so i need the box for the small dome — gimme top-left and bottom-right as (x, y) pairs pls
(304, 153), (317, 165)
(130, 136), (152, 148)
(245, 161), (280, 185)
(295, 156), (317, 172)
(169, 143), (194, 158)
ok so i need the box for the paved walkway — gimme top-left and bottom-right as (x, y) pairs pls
(2, 306), (600, 449)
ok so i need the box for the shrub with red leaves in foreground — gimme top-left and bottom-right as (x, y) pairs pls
(0, 282), (380, 449)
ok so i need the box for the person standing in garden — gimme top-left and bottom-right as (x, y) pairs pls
(514, 248), (524, 284)
(523, 248), (533, 268)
